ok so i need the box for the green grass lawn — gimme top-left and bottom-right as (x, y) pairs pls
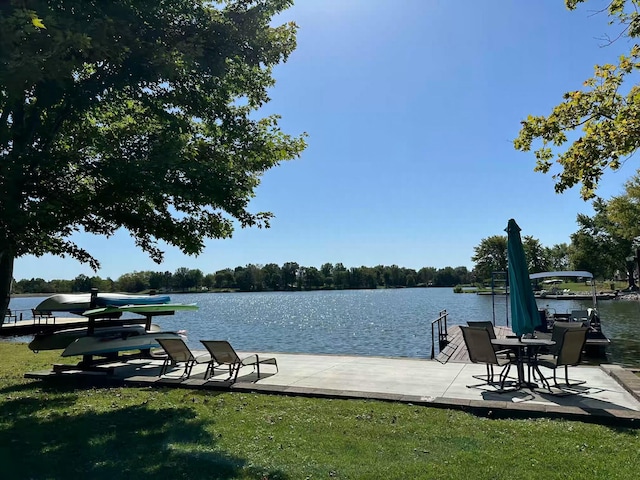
(544, 280), (626, 292)
(1, 342), (639, 479)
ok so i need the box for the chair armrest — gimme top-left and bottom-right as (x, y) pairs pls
(240, 354), (260, 367)
(195, 353), (213, 364)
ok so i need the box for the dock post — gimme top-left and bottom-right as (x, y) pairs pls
(87, 288), (98, 335)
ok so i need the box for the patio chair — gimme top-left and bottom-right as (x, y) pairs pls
(467, 321), (498, 337)
(553, 320), (588, 329)
(156, 338), (213, 378)
(460, 326), (516, 391)
(535, 327), (588, 391)
(466, 321), (514, 358)
(570, 310), (590, 324)
(200, 340), (278, 382)
(545, 321), (587, 355)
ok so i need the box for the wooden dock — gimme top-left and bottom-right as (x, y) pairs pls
(436, 325), (607, 364)
(436, 325), (514, 363)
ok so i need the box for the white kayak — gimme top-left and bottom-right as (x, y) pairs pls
(28, 324), (162, 352)
(61, 330), (185, 357)
(82, 303), (199, 317)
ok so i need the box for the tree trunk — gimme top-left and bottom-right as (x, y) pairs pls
(636, 248), (640, 290)
(627, 262), (638, 291)
(0, 248), (15, 326)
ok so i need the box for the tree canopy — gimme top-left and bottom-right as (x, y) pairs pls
(608, 170), (640, 241)
(471, 235), (508, 281)
(0, 1), (306, 317)
(569, 198), (631, 280)
(514, 0), (640, 200)
(471, 234), (570, 281)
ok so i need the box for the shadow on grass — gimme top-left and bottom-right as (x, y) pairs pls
(0, 394), (289, 479)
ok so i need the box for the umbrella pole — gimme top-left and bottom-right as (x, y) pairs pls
(505, 275), (509, 327)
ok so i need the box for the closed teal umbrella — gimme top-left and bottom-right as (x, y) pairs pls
(506, 219), (539, 337)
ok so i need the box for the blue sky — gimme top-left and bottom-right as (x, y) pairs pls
(15, 0), (639, 281)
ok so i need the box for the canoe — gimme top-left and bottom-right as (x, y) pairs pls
(28, 324), (161, 352)
(35, 293), (172, 314)
(61, 330), (184, 357)
(82, 303), (199, 317)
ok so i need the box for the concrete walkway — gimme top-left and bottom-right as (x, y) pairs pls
(28, 351), (640, 425)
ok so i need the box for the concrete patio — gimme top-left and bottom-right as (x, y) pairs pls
(26, 350), (640, 425)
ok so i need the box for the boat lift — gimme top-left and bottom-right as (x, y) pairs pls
(490, 271), (509, 327)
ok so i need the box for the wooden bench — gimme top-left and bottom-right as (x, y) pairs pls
(32, 309), (56, 324)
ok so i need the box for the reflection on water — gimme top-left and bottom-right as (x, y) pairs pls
(8, 289), (640, 367)
(596, 300), (640, 367)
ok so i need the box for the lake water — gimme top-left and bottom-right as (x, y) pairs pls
(8, 288), (640, 367)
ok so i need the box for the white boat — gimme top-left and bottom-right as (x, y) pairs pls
(529, 270), (610, 354)
(35, 293), (172, 315)
(535, 292), (616, 300)
(530, 270), (601, 306)
(61, 329), (185, 357)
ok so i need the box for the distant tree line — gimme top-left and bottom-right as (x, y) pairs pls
(12, 263), (475, 294)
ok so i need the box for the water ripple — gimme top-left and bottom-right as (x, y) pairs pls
(9, 289), (640, 365)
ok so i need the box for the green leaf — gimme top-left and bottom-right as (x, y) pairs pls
(30, 16), (46, 29)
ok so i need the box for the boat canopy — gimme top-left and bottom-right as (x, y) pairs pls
(530, 270), (599, 309)
(529, 271), (593, 280)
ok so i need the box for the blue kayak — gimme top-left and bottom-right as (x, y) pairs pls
(35, 293), (172, 314)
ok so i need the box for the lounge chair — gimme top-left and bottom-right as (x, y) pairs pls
(535, 327), (588, 392)
(156, 338), (212, 378)
(200, 340), (278, 382)
(460, 326), (516, 392)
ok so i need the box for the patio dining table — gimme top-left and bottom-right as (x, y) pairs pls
(491, 337), (555, 389)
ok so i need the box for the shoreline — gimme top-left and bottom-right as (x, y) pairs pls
(9, 291), (640, 302)
(615, 292), (640, 301)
